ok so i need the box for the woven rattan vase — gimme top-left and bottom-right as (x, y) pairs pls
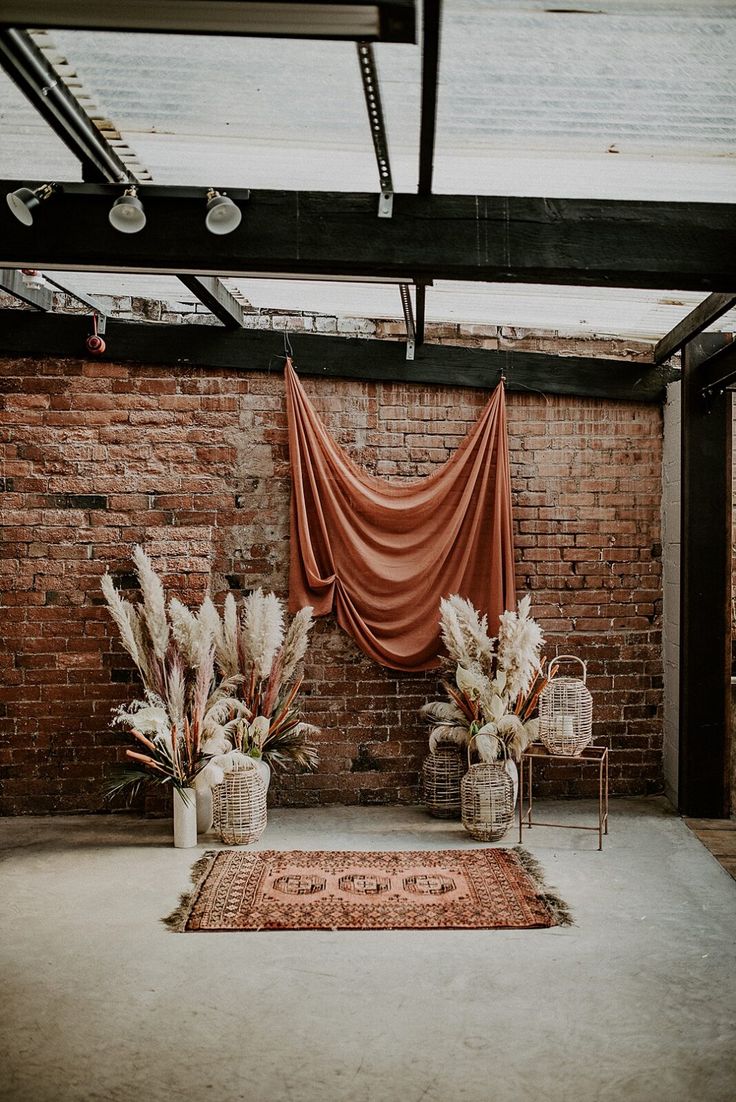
(461, 762), (515, 842)
(212, 768), (267, 846)
(538, 654), (593, 756)
(423, 745), (465, 819)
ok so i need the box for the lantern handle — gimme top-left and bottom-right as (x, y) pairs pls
(552, 654), (587, 683)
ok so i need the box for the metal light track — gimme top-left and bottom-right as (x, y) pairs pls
(357, 41), (394, 217)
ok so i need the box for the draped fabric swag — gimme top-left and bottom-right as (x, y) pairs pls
(285, 361), (516, 671)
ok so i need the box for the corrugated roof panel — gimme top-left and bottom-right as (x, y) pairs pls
(0, 1), (731, 198)
(40, 272), (736, 341)
(0, 70), (83, 180)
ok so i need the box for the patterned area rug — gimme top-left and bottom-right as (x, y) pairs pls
(165, 848), (572, 932)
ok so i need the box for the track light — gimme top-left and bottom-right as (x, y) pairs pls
(6, 182), (59, 226)
(205, 188), (242, 235)
(108, 185), (146, 234)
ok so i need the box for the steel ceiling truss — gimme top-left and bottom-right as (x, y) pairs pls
(0, 28), (244, 328)
(654, 292), (736, 365)
(0, 268), (52, 311)
(418, 0), (441, 196)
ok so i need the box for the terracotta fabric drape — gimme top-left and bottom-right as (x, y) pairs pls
(286, 361), (516, 671)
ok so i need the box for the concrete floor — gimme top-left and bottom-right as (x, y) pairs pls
(1, 799), (735, 1102)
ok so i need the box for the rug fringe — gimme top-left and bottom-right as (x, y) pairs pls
(162, 850), (218, 932)
(513, 845), (574, 927)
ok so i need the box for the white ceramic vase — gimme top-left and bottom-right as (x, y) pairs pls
(173, 787), (198, 848)
(195, 786), (214, 834)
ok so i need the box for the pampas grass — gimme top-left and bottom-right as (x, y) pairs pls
(103, 550), (319, 794)
(202, 590), (318, 774)
(101, 574), (140, 665)
(498, 594), (545, 700)
(133, 545), (169, 661)
(220, 593), (239, 679)
(102, 550), (241, 803)
(281, 606), (314, 686)
(241, 589), (284, 680)
(422, 593), (551, 763)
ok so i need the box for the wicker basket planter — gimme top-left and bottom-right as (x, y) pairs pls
(212, 768), (267, 846)
(461, 762), (515, 842)
(538, 654), (593, 757)
(423, 745), (466, 818)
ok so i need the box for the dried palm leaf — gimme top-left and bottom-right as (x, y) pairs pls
(419, 700), (466, 726)
(428, 724), (470, 754)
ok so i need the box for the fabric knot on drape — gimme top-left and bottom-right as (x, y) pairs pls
(285, 361), (515, 671)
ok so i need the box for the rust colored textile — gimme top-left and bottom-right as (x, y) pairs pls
(179, 848), (562, 931)
(285, 361), (516, 670)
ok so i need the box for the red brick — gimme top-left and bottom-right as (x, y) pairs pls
(0, 350), (664, 813)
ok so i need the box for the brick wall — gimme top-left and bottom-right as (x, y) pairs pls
(0, 311), (664, 813)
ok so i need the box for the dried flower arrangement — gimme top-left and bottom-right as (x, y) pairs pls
(101, 546), (242, 803)
(102, 552), (319, 804)
(420, 594), (555, 763)
(198, 589), (320, 788)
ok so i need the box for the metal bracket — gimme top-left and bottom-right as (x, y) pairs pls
(400, 283), (415, 360)
(357, 42), (394, 218)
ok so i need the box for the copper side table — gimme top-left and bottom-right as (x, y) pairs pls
(518, 744), (609, 850)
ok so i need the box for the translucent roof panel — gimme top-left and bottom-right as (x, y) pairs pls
(1, 3), (735, 340)
(43, 29), (420, 192)
(0, 2), (733, 199)
(41, 272), (736, 342)
(0, 70), (83, 180)
(433, 0), (736, 199)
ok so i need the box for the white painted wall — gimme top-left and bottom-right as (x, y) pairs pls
(662, 380), (681, 808)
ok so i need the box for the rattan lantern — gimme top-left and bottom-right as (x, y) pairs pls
(423, 745), (465, 818)
(538, 654), (593, 756)
(461, 761), (515, 841)
(212, 767), (267, 845)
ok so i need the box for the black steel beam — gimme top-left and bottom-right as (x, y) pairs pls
(654, 292), (736, 364)
(0, 1), (417, 42)
(177, 276), (246, 330)
(0, 32), (244, 327)
(0, 309), (677, 402)
(2, 181), (731, 293)
(418, 0), (442, 196)
(0, 29), (129, 184)
(2, 182), (734, 291)
(0, 268), (52, 310)
(679, 334), (733, 817)
(41, 274), (109, 318)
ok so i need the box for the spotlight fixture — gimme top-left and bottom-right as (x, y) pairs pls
(6, 182), (60, 226)
(205, 189), (242, 236)
(108, 185), (146, 234)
